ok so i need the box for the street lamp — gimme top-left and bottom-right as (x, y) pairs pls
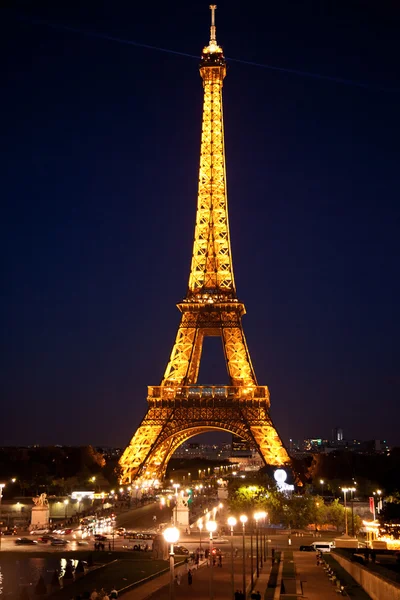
(206, 520), (217, 600)
(64, 499), (69, 520)
(227, 517), (237, 600)
(240, 515), (248, 596)
(198, 518), (203, 550)
(341, 488), (349, 535)
(254, 512), (261, 578)
(374, 489), (383, 515)
(163, 526), (180, 600)
(256, 511), (266, 569)
(0, 483), (5, 549)
(320, 479), (324, 497)
(349, 487), (356, 536)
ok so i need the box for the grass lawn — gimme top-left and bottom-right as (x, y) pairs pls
(49, 558), (169, 600)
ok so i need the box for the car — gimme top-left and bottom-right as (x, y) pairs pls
(77, 541), (89, 546)
(38, 535), (58, 543)
(52, 529), (65, 535)
(64, 528), (73, 535)
(2, 529), (17, 536)
(311, 541), (334, 553)
(116, 527), (125, 536)
(212, 537), (229, 544)
(300, 545), (315, 552)
(174, 545), (190, 555)
(51, 538), (69, 546)
(30, 529), (49, 535)
(94, 534), (109, 541)
(15, 538), (38, 545)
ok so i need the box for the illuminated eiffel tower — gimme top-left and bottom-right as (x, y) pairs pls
(119, 6), (290, 484)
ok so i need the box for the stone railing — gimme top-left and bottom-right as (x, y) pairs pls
(332, 550), (400, 600)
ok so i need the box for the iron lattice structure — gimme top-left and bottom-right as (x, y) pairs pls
(120, 7), (290, 484)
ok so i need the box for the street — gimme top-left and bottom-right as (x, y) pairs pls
(0, 500), (338, 556)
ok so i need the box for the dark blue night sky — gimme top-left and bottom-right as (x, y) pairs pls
(1, 1), (399, 448)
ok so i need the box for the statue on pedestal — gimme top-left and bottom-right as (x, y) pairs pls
(31, 493), (50, 529)
(32, 493), (49, 507)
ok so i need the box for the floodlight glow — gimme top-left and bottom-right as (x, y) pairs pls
(206, 520), (217, 533)
(163, 527), (180, 544)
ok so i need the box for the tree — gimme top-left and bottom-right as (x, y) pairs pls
(326, 499), (345, 531)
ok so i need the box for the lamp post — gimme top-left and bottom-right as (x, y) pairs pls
(254, 512), (260, 578)
(254, 511), (267, 577)
(198, 519), (203, 550)
(349, 487), (356, 536)
(227, 517), (237, 600)
(64, 499), (69, 520)
(206, 519), (217, 600)
(240, 515), (248, 597)
(342, 488), (349, 535)
(258, 511), (266, 569)
(0, 483), (5, 549)
(375, 489), (382, 515)
(250, 520), (254, 590)
(320, 479), (324, 497)
(163, 526), (180, 600)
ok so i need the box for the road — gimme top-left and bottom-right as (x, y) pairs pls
(0, 500), (338, 555)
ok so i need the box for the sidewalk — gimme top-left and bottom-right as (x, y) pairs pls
(127, 556), (259, 600)
(293, 551), (348, 599)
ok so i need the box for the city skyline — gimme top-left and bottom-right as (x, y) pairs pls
(2, 2), (399, 447)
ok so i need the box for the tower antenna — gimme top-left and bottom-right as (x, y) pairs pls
(209, 4), (217, 44)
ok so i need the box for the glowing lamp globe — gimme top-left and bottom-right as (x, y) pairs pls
(163, 527), (180, 544)
(227, 516), (237, 527)
(206, 520), (217, 533)
(239, 515), (248, 524)
(274, 469), (287, 484)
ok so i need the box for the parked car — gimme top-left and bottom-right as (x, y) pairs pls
(311, 541), (334, 553)
(174, 545), (190, 555)
(300, 545), (315, 552)
(15, 538), (38, 545)
(2, 529), (17, 536)
(51, 538), (69, 546)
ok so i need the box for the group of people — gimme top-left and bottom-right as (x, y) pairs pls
(93, 542), (111, 551)
(175, 569), (193, 586)
(86, 587), (118, 600)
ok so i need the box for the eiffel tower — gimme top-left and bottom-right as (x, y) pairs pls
(119, 6), (290, 484)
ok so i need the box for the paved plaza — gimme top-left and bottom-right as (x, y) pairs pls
(123, 550), (369, 600)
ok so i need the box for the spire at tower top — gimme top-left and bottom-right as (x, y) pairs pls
(202, 4), (223, 58)
(209, 4), (217, 45)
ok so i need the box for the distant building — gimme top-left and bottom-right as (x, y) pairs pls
(287, 434), (389, 458)
(333, 427), (344, 441)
